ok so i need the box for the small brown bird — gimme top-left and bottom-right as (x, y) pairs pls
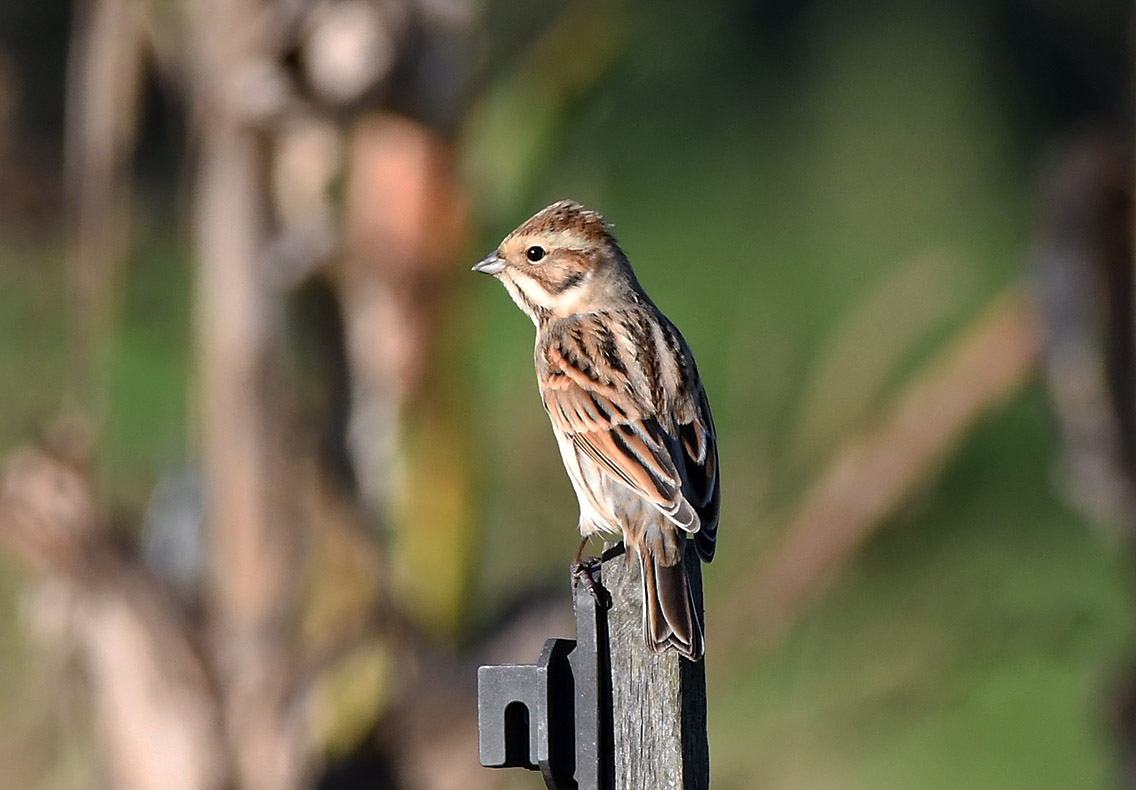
(473, 200), (719, 660)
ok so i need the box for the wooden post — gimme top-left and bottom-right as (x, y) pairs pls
(603, 543), (710, 790)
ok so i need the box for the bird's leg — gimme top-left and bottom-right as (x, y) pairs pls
(573, 536), (590, 566)
(571, 537), (610, 607)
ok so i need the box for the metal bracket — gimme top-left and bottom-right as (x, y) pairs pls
(477, 563), (612, 790)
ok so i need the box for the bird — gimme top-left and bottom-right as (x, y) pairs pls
(473, 200), (719, 661)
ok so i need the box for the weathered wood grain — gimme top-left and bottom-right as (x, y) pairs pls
(603, 543), (709, 790)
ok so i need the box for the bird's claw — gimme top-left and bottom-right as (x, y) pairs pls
(572, 558), (611, 609)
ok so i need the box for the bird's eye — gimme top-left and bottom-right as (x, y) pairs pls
(526, 245), (547, 262)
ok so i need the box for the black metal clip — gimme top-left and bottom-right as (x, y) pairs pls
(477, 564), (611, 790)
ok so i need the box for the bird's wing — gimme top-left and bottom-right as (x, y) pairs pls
(681, 384), (719, 562)
(541, 334), (699, 532)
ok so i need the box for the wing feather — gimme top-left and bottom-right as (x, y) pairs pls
(539, 314), (715, 536)
(686, 387), (719, 561)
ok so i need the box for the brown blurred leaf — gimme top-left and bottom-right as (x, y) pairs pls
(720, 286), (1042, 657)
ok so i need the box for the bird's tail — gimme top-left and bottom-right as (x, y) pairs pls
(635, 526), (703, 661)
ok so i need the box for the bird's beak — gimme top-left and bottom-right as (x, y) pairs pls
(472, 252), (506, 275)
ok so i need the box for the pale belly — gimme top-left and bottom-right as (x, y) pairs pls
(552, 429), (651, 538)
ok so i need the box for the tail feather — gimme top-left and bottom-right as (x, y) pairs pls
(637, 536), (703, 661)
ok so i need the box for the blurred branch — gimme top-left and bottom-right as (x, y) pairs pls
(336, 113), (474, 636)
(1031, 134), (1136, 527)
(189, 0), (308, 786)
(0, 437), (228, 790)
(338, 113), (467, 511)
(787, 251), (972, 471)
(12, 0), (490, 784)
(63, 0), (146, 425)
(720, 287), (1042, 656)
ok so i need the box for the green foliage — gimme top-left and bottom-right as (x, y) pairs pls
(0, 0), (1132, 786)
(465, 1), (1136, 786)
(101, 236), (193, 508)
(711, 391), (1133, 788)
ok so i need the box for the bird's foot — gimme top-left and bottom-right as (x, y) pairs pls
(571, 557), (611, 609)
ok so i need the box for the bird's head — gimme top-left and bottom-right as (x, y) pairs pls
(473, 200), (640, 324)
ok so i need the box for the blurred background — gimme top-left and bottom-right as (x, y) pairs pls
(1, 0), (1135, 787)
